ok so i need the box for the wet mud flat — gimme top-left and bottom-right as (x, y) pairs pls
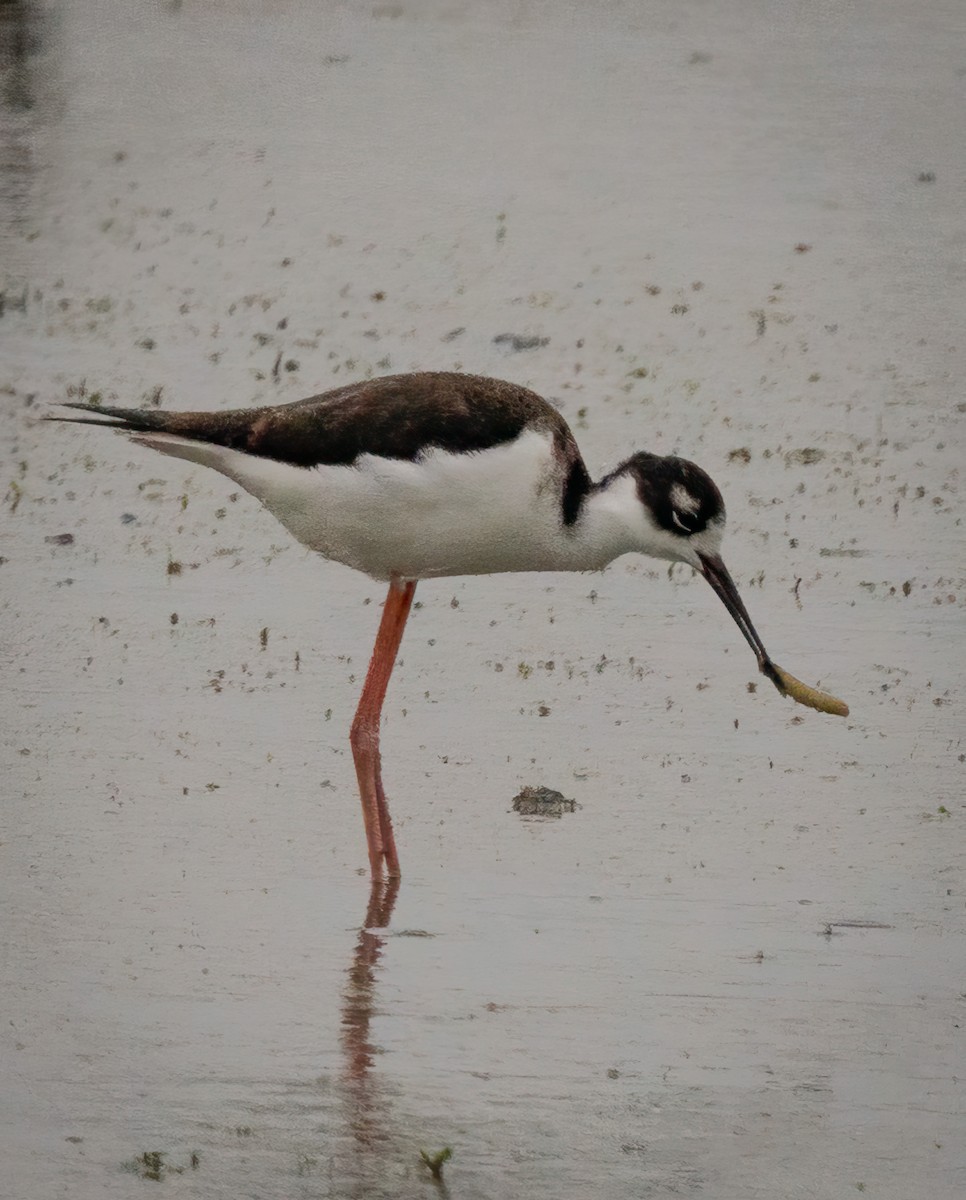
(3, 1), (966, 1197)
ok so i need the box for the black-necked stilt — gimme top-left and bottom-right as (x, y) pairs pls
(50, 371), (846, 878)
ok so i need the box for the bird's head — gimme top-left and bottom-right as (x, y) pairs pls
(621, 453), (778, 681)
(624, 452), (726, 567)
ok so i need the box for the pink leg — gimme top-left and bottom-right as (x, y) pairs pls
(349, 578), (416, 878)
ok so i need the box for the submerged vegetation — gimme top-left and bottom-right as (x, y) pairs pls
(419, 1146), (453, 1181)
(122, 1150), (200, 1180)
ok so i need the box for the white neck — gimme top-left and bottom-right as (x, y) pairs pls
(558, 471), (663, 571)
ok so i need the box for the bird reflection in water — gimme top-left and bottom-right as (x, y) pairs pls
(339, 877), (400, 1148)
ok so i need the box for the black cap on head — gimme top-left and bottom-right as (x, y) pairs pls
(626, 453), (725, 536)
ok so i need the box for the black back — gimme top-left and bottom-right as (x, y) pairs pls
(52, 371), (594, 524)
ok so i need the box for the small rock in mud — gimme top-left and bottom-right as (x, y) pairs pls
(512, 786), (578, 818)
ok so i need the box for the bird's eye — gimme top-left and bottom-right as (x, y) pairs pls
(670, 510), (695, 533)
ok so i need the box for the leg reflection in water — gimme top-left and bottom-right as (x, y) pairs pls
(340, 877), (400, 1150)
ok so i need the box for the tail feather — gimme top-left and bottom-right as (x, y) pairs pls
(45, 402), (262, 449)
(45, 402), (168, 431)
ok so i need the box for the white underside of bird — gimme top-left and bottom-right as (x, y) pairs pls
(131, 427), (674, 581)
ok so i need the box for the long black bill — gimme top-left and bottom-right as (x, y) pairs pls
(698, 554), (780, 687)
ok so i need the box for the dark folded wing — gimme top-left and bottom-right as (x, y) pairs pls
(48, 372), (572, 467)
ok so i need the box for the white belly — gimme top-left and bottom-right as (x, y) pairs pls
(143, 428), (603, 581)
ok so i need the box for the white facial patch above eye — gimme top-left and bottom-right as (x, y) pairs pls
(670, 482), (700, 516)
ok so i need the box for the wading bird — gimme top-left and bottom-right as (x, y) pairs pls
(51, 371), (839, 878)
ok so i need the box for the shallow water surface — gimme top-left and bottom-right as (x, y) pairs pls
(3, 2), (965, 1197)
